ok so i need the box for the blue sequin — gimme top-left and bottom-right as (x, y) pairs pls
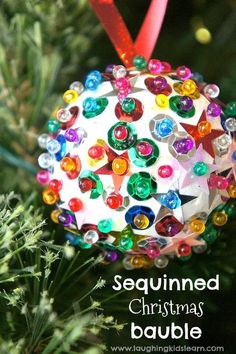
(231, 150), (236, 163)
(220, 114), (227, 131)
(125, 205), (155, 229)
(65, 232), (92, 248)
(65, 232), (78, 245)
(55, 135), (66, 161)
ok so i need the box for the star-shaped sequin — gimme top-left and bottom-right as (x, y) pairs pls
(94, 144), (132, 192)
(179, 144), (218, 193)
(152, 190), (197, 207)
(100, 75), (144, 98)
(208, 189), (227, 213)
(160, 230), (205, 256)
(137, 235), (169, 250)
(180, 111), (224, 157)
(152, 188), (197, 224)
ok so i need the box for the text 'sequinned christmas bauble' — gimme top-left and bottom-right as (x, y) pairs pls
(37, 58), (236, 269)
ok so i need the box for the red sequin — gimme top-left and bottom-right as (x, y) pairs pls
(66, 156), (81, 179)
(67, 170), (80, 180)
(60, 106), (79, 130)
(144, 77), (172, 95)
(155, 215), (183, 237)
(115, 98), (143, 122)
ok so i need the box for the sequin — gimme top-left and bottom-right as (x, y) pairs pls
(115, 98), (143, 122)
(149, 114), (177, 142)
(108, 122), (137, 150)
(83, 98), (108, 118)
(127, 172), (157, 200)
(129, 139), (159, 167)
(125, 206), (155, 230)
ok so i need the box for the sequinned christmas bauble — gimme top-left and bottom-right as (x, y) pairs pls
(37, 57), (236, 269)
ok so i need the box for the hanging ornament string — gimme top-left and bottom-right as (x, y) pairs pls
(134, 0), (168, 60)
(89, 0), (168, 67)
(89, 0), (135, 66)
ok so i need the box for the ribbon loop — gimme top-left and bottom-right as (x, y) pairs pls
(89, 0), (168, 67)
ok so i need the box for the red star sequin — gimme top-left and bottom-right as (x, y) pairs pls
(94, 145), (131, 192)
(180, 111), (224, 157)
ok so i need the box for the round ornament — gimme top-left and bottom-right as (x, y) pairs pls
(37, 59), (235, 269)
(36, 0), (235, 269)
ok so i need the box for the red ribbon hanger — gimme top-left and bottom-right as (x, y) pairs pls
(89, 0), (168, 67)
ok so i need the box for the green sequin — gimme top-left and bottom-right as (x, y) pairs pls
(83, 98), (108, 118)
(79, 170), (103, 199)
(120, 225), (134, 238)
(169, 96), (195, 118)
(128, 139), (159, 168)
(178, 254), (192, 262)
(119, 237), (133, 251)
(97, 241), (117, 251)
(223, 101), (236, 118)
(202, 225), (220, 244)
(108, 121), (137, 150)
(77, 237), (92, 249)
(224, 200), (236, 218)
(127, 172), (157, 200)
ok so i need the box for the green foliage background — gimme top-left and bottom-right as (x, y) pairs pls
(0, 0), (236, 353)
